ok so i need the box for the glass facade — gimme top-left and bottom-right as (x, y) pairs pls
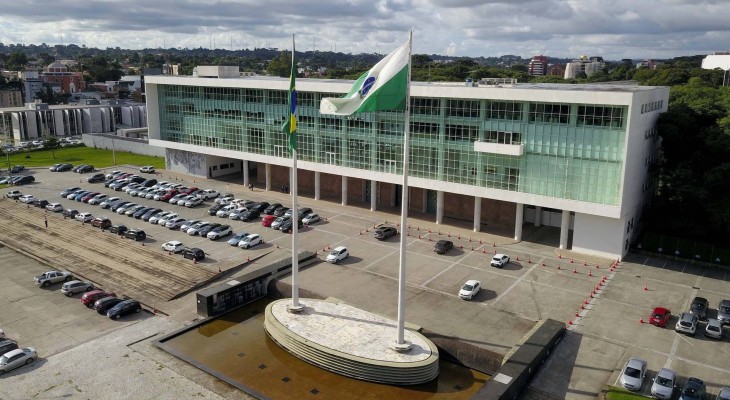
(157, 84), (627, 206)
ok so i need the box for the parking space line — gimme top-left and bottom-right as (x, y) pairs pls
(420, 262), (458, 288)
(492, 259), (542, 304)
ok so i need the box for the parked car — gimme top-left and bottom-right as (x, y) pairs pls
(60, 187), (81, 197)
(491, 254), (510, 268)
(63, 208), (79, 219)
(124, 229), (146, 241)
(216, 204), (238, 218)
(55, 163), (73, 172)
(107, 300), (142, 319)
(261, 215), (277, 227)
(326, 246), (349, 263)
(140, 166), (155, 173)
(49, 163), (62, 171)
(91, 217), (112, 229)
(0, 339), (19, 357)
(148, 211), (172, 224)
(373, 225), (397, 240)
(32, 199), (49, 208)
(679, 377), (705, 400)
(238, 234), (263, 249)
(185, 197), (204, 208)
(116, 203), (138, 214)
(279, 218), (303, 233)
(61, 280), (94, 296)
(125, 205), (146, 217)
(87, 173), (106, 183)
(197, 189), (219, 200)
(177, 195), (197, 206)
(433, 240), (454, 255)
(619, 357), (647, 391)
(648, 307), (672, 328)
(133, 207), (155, 219)
(109, 224), (128, 235)
(301, 213), (321, 225)
(186, 222), (211, 236)
(162, 241), (185, 253)
(71, 164), (85, 173)
(110, 201), (131, 212)
(9, 165), (24, 173)
(228, 207), (249, 221)
(207, 204), (225, 215)
(705, 318), (723, 339)
(717, 387), (730, 400)
(675, 312), (698, 336)
(271, 216), (289, 230)
(165, 217), (188, 230)
(239, 210), (261, 222)
(0, 347), (36, 374)
(215, 193), (234, 204)
(459, 280), (481, 300)
(18, 194), (36, 203)
(207, 225), (232, 240)
(46, 202), (64, 212)
(227, 232), (250, 246)
(75, 212), (94, 222)
(198, 223), (221, 236)
(690, 297), (709, 320)
(179, 219), (201, 232)
(650, 367), (677, 399)
(34, 270), (73, 287)
(6, 190), (23, 199)
(182, 247), (205, 261)
(88, 193), (109, 205)
(718, 299), (730, 325)
(273, 207), (289, 217)
(94, 297), (124, 314)
(76, 164), (94, 173)
(81, 290), (117, 308)
(156, 213), (179, 226)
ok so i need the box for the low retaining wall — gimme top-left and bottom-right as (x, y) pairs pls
(82, 133), (166, 157)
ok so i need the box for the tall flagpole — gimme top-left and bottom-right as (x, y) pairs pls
(394, 30), (413, 351)
(288, 34), (303, 313)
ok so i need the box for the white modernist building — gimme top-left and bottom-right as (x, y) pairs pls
(145, 68), (668, 259)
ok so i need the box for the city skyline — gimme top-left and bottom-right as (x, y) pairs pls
(0, 0), (728, 60)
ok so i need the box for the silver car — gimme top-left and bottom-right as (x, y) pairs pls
(718, 387), (730, 400)
(0, 347), (36, 374)
(620, 357), (647, 391)
(718, 299), (730, 325)
(650, 368), (677, 399)
(704, 318), (723, 339)
(675, 312), (698, 336)
(61, 280), (94, 296)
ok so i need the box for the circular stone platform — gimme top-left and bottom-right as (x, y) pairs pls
(264, 298), (440, 385)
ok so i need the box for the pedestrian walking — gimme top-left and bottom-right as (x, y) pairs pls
(44, 216), (48, 228)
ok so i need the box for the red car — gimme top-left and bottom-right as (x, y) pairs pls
(81, 290), (117, 308)
(160, 190), (179, 201)
(180, 187), (199, 196)
(262, 215), (277, 227)
(649, 307), (672, 327)
(81, 192), (100, 203)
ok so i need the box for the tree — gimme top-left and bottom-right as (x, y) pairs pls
(6, 51), (28, 70)
(266, 51), (292, 77)
(43, 136), (61, 159)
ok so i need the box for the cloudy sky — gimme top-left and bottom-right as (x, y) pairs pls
(0, 0), (728, 60)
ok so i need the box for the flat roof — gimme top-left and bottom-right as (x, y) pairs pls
(0, 102), (145, 113)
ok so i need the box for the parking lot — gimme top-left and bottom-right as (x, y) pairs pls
(2, 165), (729, 399)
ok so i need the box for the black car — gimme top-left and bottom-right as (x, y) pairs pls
(133, 207), (154, 219)
(33, 199), (49, 208)
(63, 208), (79, 218)
(77, 164), (94, 173)
(279, 218), (304, 233)
(183, 247), (205, 261)
(208, 204), (225, 216)
(198, 223), (221, 236)
(10, 165), (24, 173)
(109, 224), (128, 235)
(141, 208), (162, 221)
(373, 226), (398, 240)
(297, 207), (313, 218)
(124, 229), (146, 241)
(264, 203), (283, 215)
(13, 175), (35, 185)
(94, 297), (124, 314)
(274, 207), (289, 217)
(434, 240), (454, 254)
(0, 339), (19, 355)
(71, 164), (85, 173)
(680, 377), (705, 400)
(60, 187), (81, 197)
(106, 300), (142, 319)
(128, 176), (145, 184)
(690, 297), (709, 320)
(240, 210), (260, 222)
(113, 181), (131, 191)
(56, 163), (73, 172)
(140, 178), (158, 188)
(250, 202), (270, 213)
(111, 201), (131, 212)
(87, 173), (106, 183)
(103, 178), (118, 187)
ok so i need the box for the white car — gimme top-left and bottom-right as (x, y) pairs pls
(75, 212), (93, 222)
(164, 217), (187, 229)
(207, 225), (233, 240)
(177, 195), (196, 206)
(5, 190), (22, 199)
(187, 222), (212, 236)
(326, 246), (349, 264)
(238, 234), (263, 249)
(491, 254), (510, 268)
(705, 318), (723, 339)
(302, 213), (320, 225)
(157, 213), (179, 226)
(140, 166), (155, 173)
(168, 194), (187, 204)
(216, 204), (238, 218)
(197, 189), (219, 200)
(18, 194), (36, 203)
(99, 196), (121, 208)
(148, 211), (172, 224)
(675, 312), (698, 336)
(215, 193), (235, 204)
(116, 203), (138, 214)
(46, 202), (64, 212)
(459, 280), (481, 300)
(651, 368), (677, 399)
(124, 183), (142, 194)
(105, 170), (121, 179)
(88, 194), (108, 205)
(185, 197), (204, 208)
(228, 207), (249, 220)
(145, 189), (162, 200)
(161, 240), (185, 253)
(0, 347), (37, 374)
(620, 357), (647, 391)
(179, 219), (202, 232)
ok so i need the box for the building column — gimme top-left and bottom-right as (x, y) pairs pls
(436, 190), (444, 224)
(314, 172), (321, 200)
(265, 164), (271, 191)
(341, 176), (348, 206)
(535, 206), (542, 227)
(514, 203), (524, 241)
(473, 197), (481, 232)
(559, 210), (570, 250)
(370, 180), (377, 211)
(242, 160), (249, 187)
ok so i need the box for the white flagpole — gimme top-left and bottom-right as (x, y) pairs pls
(289, 34), (303, 312)
(394, 30), (413, 350)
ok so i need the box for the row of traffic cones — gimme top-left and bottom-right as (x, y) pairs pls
(569, 275), (610, 327)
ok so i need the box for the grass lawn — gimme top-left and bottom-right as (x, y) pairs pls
(3, 146), (165, 170)
(604, 386), (648, 400)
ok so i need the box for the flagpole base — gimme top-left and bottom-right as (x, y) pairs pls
(287, 303), (306, 314)
(391, 340), (413, 353)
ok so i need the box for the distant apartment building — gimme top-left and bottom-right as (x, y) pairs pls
(19, 71), (45, 103)
(636, 59), (658, 69)
(564, 56), (605, 79)
(528, 55), (549, 76)
(0, 90), (22, 108)
(42, 61), (85, 94)
(547, 64), (565, 77)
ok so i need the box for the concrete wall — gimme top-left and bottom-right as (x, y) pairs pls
(166, 148), (207, 177)
(205, 154), (242, 178)
(572, 212), (625, 260)
(82, 134), (166, 157)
